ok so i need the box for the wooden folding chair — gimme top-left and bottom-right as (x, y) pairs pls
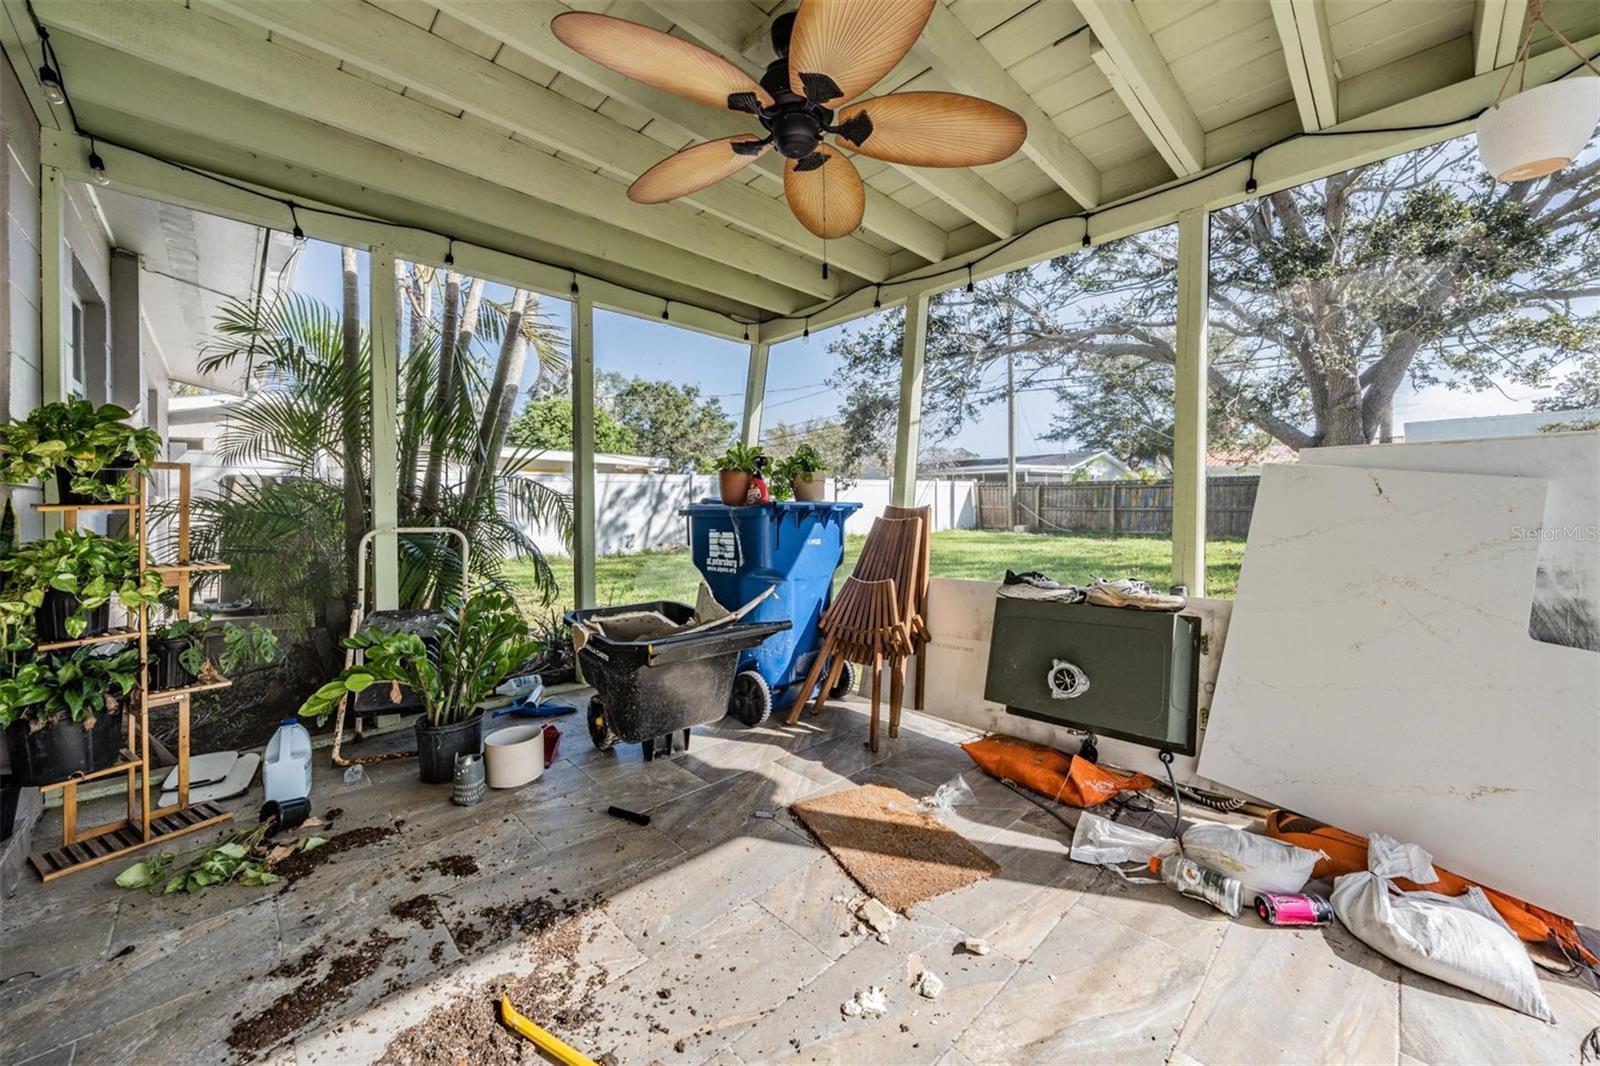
(785, 515), (921, 751)
(883, 503), (931, 717)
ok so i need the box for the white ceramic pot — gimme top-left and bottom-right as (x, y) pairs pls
(1476, 79), (1600, 182)
(483, 724), (548, 789)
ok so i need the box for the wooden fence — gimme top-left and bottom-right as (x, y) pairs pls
(975, 476), (1259, 538)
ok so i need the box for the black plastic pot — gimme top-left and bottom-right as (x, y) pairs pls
(414, 712), (484, 784)
(148, 638), (198, 692)
(35, 590), (110, 643)
(53, 456), (137, 505)
(4, 710), (125, 787)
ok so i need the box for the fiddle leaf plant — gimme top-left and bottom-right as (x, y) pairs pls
(0, 400), (162, 501)
(299, 587), (540, 728)
(0, 531), (165, 639)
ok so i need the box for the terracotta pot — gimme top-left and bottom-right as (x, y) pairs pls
(791, 471), (826, 501)
(718, 469), (753, 505)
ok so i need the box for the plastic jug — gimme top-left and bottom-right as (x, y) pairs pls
(262, 718), (313, 804)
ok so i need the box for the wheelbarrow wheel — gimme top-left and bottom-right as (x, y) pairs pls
(729, 670), (772, 727)
(829, 661), (857, 700)
(587, 696), (616, 752)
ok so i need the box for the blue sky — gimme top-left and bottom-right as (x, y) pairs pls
(290, 235), (1563, 462)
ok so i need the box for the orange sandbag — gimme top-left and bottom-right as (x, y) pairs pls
(962, 734), (1153, 808)
(1266, 810), (1596, 967)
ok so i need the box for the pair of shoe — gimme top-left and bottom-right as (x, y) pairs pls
(1001, 570), (1186, 612)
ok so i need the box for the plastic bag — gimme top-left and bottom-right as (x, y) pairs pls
(961, 734), (1153, 808)
(1171, 822), (1322, 897)
(918, 775), (976, 814)
(1330, 834), (1555, 1023)
(1070, 811), (1167, 867)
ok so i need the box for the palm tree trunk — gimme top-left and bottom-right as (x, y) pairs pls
(400, 266), (431, 506)
(456, 278), (486, 365)
(339, 247), (367, 602)
(464, 289), (531, 507)
(420, 272), (460, 514)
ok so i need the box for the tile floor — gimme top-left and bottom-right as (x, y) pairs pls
(1, 694), (1595, 1065)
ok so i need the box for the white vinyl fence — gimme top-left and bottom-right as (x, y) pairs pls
(517, 474), (978, 557)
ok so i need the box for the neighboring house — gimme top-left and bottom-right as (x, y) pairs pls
(1404, 410), (1600, 442)
(1205, 441), (1300, 477)
(928, 450), (1132, 483)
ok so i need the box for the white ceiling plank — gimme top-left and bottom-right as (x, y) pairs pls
(207, 0), (890, 282)
(434, 0), (949, 262)
(35, 0), (838, 300)
(1078, 0), (1205, 175)
(913, 4), (1102, 207)
(1472, 0), (1528, 74)
(644, 0), (1020, 236)
(50, 36), (809, 316)
(1271, 0), (1340, 129)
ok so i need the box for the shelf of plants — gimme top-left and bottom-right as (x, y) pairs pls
(0, 402), (234, 881)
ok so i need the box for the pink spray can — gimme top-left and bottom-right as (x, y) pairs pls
(1255, 892), (1334, 926)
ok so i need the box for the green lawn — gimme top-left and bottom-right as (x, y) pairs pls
(508, 530), (1244, 617)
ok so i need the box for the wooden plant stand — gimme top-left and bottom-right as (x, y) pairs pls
(29, 461), (234, 881)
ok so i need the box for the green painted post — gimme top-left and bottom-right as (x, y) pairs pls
(1172, 209), (1209, 596)
(39, 166), (65, 407)
(571, 294), (597, 609)
(369, 245), (400, 610)
(741, 336), (768, 448)
(891, 291), (930, 508)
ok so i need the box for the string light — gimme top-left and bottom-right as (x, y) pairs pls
(662, 302), (670, 321)
(443, 238), (455, 266)
(1245, 152), (1259, 195)
(873, 285), (882, 309)
(288, 203), (304, 242)
(965, 263), (975, 293)
(87, 143), (108, 187)
(802, 318), (810, 339)
(1081, 226), (1091, 249)
(570, 272), (580, 296)
(38, 62), (64, 105)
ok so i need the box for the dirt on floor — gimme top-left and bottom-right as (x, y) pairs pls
(228, 929), (403, 1056)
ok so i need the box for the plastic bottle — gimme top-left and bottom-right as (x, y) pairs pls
(1151, 853), (1244, 917)
(263, 718), (313, 804)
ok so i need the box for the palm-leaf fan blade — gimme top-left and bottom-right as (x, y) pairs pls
(787, 0), (935, 106)
(835, 92), (1026, 167)
(784, 145), (864, 240)
(629, 137), (772, 203)
(551, 12), (772, 112)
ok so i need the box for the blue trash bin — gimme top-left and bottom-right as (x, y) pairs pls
(681, 499), (862, 726)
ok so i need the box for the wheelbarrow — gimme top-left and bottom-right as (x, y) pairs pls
(565, 600), (790, 761)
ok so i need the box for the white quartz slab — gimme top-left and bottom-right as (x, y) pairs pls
(1199, 463), (1599, 924)
(1305, 431), (1600, 650)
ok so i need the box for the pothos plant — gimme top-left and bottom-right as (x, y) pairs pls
(115, 820), (327, 894)
(152, 617), (211, 678)
(0, 400), (162, 501)
(298, 587), (541, 728)
(0, 530), (164, 639)
(712, 442), (766, 474)
(771, 444), (828, 501)
(0, 643), (140, 730)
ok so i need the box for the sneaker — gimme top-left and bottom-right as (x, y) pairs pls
(999, 569), (1086, 602)
(1085, 577), (1186, 611)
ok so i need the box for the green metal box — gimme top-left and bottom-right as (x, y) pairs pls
(983, 599), (1201, 755)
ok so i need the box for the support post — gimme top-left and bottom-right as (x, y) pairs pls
(40, 166), (65, 406)
(1172, 209), (1209, 596)
(740, 337), (768, 448)
(890, 291), (930, 508)
(369, 245), (400, 610)
(571, 294), (597, 609)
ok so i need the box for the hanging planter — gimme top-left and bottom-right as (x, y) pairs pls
(1474, 0), (1600, 183)
(1477, 79), (1600, 182)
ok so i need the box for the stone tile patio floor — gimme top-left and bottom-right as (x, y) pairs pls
(2, 693), (1596, 1065)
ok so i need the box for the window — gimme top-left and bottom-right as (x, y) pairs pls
(67, 298), (85, 399)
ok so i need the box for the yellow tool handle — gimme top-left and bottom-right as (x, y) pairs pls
(498, 995), (600, 1066)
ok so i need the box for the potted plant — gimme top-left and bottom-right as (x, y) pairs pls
(0, 400), (162, 504)
(775, 444), (829, 502)
(1, 642), (140, 785)
(149, 618), (211, 691)
(0, 531), (165, 642)
(297, 588), (541, 783)
(714, 443), (766, 505)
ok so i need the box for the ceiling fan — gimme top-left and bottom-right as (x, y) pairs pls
(552, 0), (1027, 243)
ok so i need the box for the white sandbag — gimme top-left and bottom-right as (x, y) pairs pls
(1175, 822), (1322, 896)
(1070, 811), (1167, 866)
(1331, 834), (1554, 1023)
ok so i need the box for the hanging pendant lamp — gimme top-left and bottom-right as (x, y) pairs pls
(1475, 0), (1600, 182)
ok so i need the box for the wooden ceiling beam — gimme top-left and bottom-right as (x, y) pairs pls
(35, 0), (837, 300)
(1271, 0), (1340, 130)
(433, 0), (949, 263)
(49, 37), (810, 317)
(207, 0), (891, 283)
(1078, 1), (1205, 176)
(1473, 0), (1528, 75)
